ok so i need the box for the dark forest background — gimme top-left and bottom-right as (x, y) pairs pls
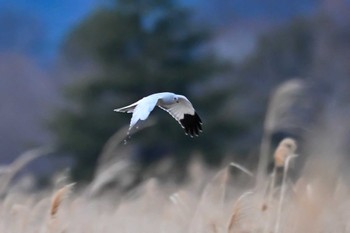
(1, 0), (350, 186)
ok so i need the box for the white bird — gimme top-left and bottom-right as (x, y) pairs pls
(114, 92), (202, 137)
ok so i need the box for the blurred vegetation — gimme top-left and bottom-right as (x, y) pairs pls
(228, 18), (315, 156)
(51, 0), (242, 182)
(51, 0), (350, 183)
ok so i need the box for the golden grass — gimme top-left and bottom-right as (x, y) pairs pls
(0, 145), (349, 233)
(50, 183), (74, 218)
(226, 191), (253, 233)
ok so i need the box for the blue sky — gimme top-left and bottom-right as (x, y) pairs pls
(0, 0), (99, 63)
(0, 0), (318, 65)
(1, 0), (98, 39)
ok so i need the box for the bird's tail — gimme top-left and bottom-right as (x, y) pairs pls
(114, 101), (138, 113)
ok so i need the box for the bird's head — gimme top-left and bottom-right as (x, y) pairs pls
(173, 96), (179, 103)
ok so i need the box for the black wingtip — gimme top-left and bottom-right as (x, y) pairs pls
(180, 112), (202, 137)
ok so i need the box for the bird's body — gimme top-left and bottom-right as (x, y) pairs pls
(114, 92), (202, 137)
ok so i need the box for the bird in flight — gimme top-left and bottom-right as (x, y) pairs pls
(114, 92), (202, 137)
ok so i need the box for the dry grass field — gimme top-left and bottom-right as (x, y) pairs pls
(1, 139), (349, 233)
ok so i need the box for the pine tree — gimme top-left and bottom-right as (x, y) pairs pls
(52, 0), (238, 181)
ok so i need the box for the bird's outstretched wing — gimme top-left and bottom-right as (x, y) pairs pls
(114, 101), (139, 113)
(115, 96), (159, 133)
(158, 95), (202, 137)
